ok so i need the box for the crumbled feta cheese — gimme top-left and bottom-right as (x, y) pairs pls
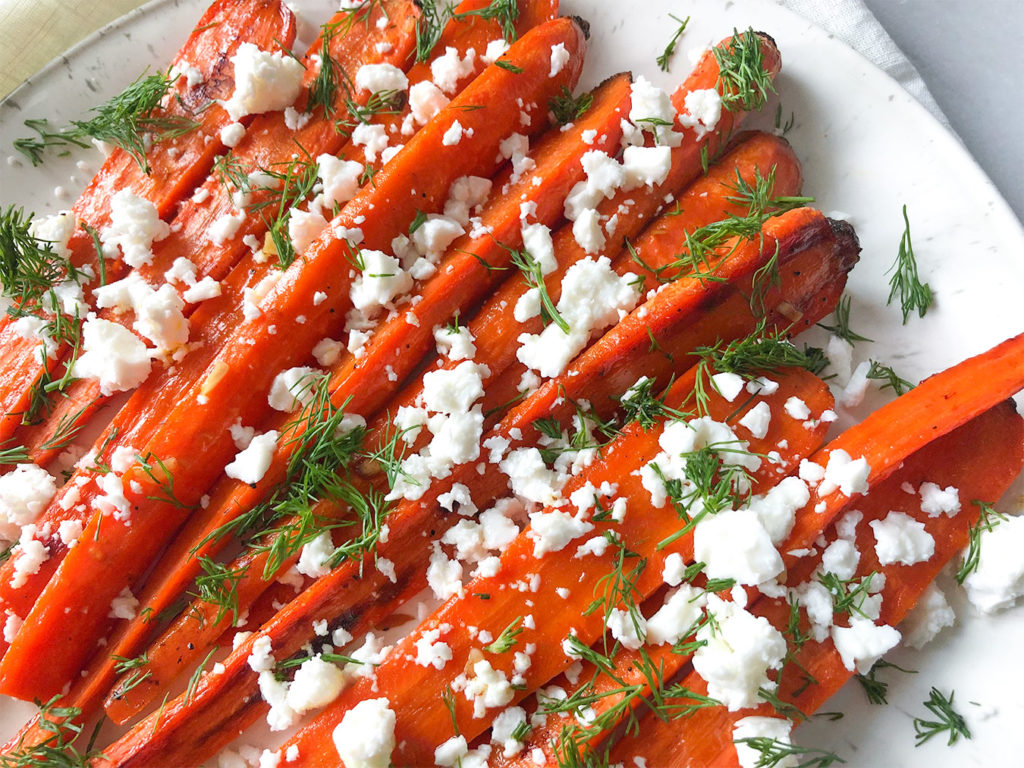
(431, 47), (476, 94)
(93, 273), (189, 353)
(296, 531), (334, 579)
(662, 552), (686, 586)
(434, 325), (476, 361)
(606, 607), (646, 650)
(491, 706), (527, 757)
(355, 63), (408, 94)
(209, 211), (246, 246)
(225, 429), (279, 485)
(332, 698), (396, 768)
(408, 81), (449, 126)
(831, 617), (900, 674)
(571, 208), (605, 254)
(268, 366), (321, 411)
(414, 628), (453, 670)
(10, 526), (49, 589)
(869, 511), (935, 566)
(72, 316), (151, 395)
(288, 208), (328, 255)
(738, 401), (772, 439)
(747, 476), (809, 544)
(352, 123), (389, 162)
(315, 155), (361, 210)
(733, 717), (794, 768)
(692, 595), (787, 710)
(220, 121), (246, 147)
(548, 42), (570, 77)
(285, 655), (347, 712)
(919, 482), (961, 518)
(500, 448), (562, 506)
(901, 582), (955, 649)
(0, 464), (57, 541)
(646, 585), (705, 645)
(102, 191), (169, 267)
(783, 396), (810, 420)
(516, 256), (638, 378)
(818, 449), (870, 497)
(820, 538), (860, 580)
(694, 507), (783, 586)
(711, 372), (745, 402)
(678, 88), (722, 137)
(223, 43), (305, 121)
(463, 659), (514, 717)
(442, 120), (465, 146)
(108, 587), (138, 619)
(963, 513), (1024, 613)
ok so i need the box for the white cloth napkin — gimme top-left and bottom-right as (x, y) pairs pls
(777, 0), (950, 127)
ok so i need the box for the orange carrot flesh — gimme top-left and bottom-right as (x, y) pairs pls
(613, 397), (1024, 766)
(0, 0), (297, 444)
(0, 16), (589, 703)
(95, 202), (854, 767)
(100, 69), (629, 724)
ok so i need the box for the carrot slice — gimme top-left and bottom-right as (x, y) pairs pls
(0, 0), (297, 444)
(612, 395), (1024, 766)
(102, 69), (630, 725)
(0, 15), (589, 704)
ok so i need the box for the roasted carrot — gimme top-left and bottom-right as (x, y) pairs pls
(275, 364), (834, 766)
(104, 128), (802, 725)
(612, 396), (1024, 766)
(0, 0), (297, 444)
(12, 0), (422, 467)
(0, 0), (421, 662)
(0, 16), (589, 703)
(94, 203), (856, 767)
(14, 0), (560, 468)
(101, 68), (628, 724)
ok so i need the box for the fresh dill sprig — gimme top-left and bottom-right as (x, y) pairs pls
(886, 205), (933, 323)
(618, 376), (686, 430)
(307, 21), (343, 115)
(14, 70), (199, 173)
(0, 441), (30, 464)
(189, 556), (247, 626)
(582, 532), (647, 652)
(818, 295), (872, 344)
(955, 500), (1006, 584)
(0, 206), (81, 313)
(817, 571), (879, 619)
(453, 0), (520, 42)
(714, 28), (776, 113)
(248, 150), (320, 269)
(136, 451), (191, 510)
(733, 737), (844, 768)
(913, 687), (971, 746)
(415, 0), (450, 63)
(854, 659), (915, 706)
(508, 245), (569, 333)
(638, 168), (812, 284)
(2, 696), (105, 766)
(441, 684), (461, 736)
(866, 360), (914, 395)
(656, 14), (690, 71)
(654, 443), (757, 549)
(688, 319), (822, 416)
(184, 647), (218, 705)
(484, 616), (523, 654)
(549, 86), (593, 126)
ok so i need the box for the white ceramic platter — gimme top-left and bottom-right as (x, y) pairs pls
(1, 0), (1023, 765)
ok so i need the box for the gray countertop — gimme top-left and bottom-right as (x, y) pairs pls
(863, 0), (1024, 222)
